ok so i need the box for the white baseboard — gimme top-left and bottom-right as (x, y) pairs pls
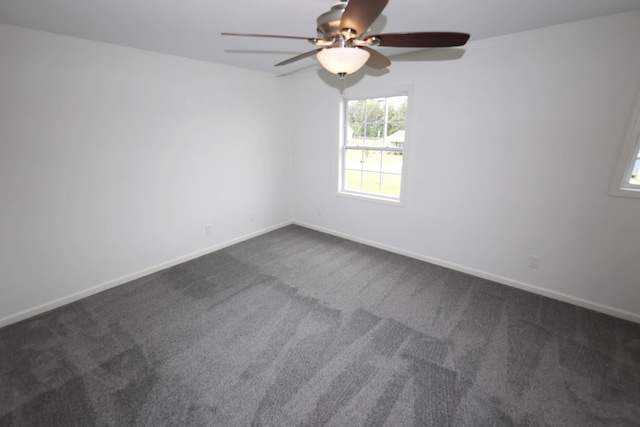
(0, 221), (293, 329)
(294, 221), (640, 324)
(4, 220), (637, 328)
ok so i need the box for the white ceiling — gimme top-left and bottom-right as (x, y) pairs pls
(2, 0), (640, 75)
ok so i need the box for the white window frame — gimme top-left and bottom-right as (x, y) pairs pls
(610, 89), (640, 199)
(338, 87), (411, 205)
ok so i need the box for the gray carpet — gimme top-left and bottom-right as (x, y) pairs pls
(1, 225), (639, 426)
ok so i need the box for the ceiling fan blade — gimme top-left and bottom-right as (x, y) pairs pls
(362, 47), (391, 69)
(221, 32), (315, 42)
(275, 49), (322, 66)
(340, 0), (389, 36)
(368, 32), (470, 48)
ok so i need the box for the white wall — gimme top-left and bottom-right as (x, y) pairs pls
(289, 11), (640, 322)
(0, 24), (291, 325)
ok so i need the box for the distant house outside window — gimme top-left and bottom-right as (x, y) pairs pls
(340, 92), (409, 202)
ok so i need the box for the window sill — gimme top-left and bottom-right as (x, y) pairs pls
(337, 190), (404, 207)
(609, 185), (640, 199)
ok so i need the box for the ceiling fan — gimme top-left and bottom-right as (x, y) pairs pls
(222, 0), (470, 78)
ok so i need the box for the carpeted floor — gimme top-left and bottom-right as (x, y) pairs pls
(1, 225), (639, 426)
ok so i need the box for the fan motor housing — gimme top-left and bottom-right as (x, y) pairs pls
(316, 1), (347, 36)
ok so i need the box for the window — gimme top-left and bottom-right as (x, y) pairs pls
(630, 143), (640, 185)
(610, 89), (640, 198)
(340, 92), (409, 202)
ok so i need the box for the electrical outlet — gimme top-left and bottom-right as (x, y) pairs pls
(205, 225), (213, 235)
(249, 212), (255, 222)
(528, 255), (541, 269)
(316, 209), (322, 217)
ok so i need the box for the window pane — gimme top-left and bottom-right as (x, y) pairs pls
(382, 151), (403, 173)
(364, 134), (385, 147)
(345, 124), (364, 146)
(387, 95), (407, 107)
(630, 157), (640, 185)
(345, 149), (364, 170)
(365, 124), (384, 138)
(380, 173), (402, 197)
(362, 150), (382, 172)
(362, 171), (381, 194)
(345, 169), (363, 192)
(386, 122), (405, 148)
(365, 98), (386, 124)
(347, 100), (365, 120)
(387, 96), (407, 130)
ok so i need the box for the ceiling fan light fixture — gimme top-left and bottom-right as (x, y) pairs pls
(316, 47), (370, 75)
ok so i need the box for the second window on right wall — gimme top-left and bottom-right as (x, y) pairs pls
(340, 92), (409, 202)
(629, 142), (640, 186)
(610, 88), (640, 198)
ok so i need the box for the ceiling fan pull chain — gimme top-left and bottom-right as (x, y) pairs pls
(341, 73), (347, 92)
